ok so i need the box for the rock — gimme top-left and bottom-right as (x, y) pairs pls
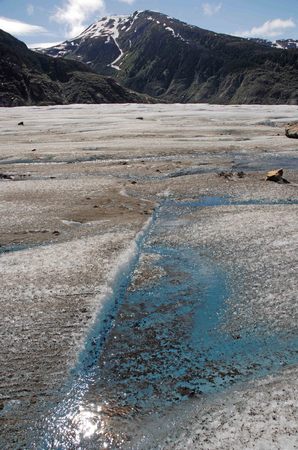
(177, 386), (196, 397)
(266, 168), (289, 183)
(217, 171), (245, 180)
(285, 122), (298, 139)
(266, 168), (283, 182)
(0, 173), (13, 180)
(232, 334), (242, 340)
(218, 171), (233, 179)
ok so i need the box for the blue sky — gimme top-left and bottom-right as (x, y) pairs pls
(0, 0), (297, 47)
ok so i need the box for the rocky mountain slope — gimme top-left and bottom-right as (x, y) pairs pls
(40, 10), (298, 104)
(250, 38), (298, 50)
(0, 29), (151, 106)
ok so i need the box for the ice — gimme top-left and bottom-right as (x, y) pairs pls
(0, 104), (297, 449)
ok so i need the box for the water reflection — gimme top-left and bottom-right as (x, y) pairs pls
(72, 405), (102, 439)
(39, 400), (114, 449)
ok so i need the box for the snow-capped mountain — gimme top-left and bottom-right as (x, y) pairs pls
(38, 10), (298, 104)
(39, 11), (189, 74)
(44, 15), (130, 70)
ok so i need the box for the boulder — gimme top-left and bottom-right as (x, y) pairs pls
(266, 168), (289, 183)
(266, 169), (283, 182)
(285, 122), (298, 139)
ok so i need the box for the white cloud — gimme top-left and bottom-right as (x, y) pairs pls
(27, 4), (35, 16)
(237, 18), (296, 38)
(52, 0), (106, 38)
(0, 16), (47, 35)
(202, 2), (222, 16)
(28, 41), (62, 49)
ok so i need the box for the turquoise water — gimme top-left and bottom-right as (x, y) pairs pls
(0, 243), (33, 255)
(92, 234), (297, 410)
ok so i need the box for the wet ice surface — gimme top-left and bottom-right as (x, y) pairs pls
(95, 199), (297, 399)
(133, 364), (298, 450)
(29, 197), (298, 449)
(0, 104), (297, 449)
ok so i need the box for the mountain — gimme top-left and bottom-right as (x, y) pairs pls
(0, 29), (152, 106)
(275, 39), (298, 49)
(39, 10), (298, 104)
(249, 38), (298, 49)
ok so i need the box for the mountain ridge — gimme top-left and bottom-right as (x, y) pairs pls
(249, 38), (298, 50)
(0, 28), (152, 106)
(38, 10), (298, 104)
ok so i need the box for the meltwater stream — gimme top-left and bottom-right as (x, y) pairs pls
(32, 197), (298, 449)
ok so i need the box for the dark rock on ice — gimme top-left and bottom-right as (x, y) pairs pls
(285, 122), (298, 139)
(266, 168), (290, 183)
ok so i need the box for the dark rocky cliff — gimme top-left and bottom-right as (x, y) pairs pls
(0, 29), (152, 106)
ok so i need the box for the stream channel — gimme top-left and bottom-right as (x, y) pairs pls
(33, 196), (298, 449)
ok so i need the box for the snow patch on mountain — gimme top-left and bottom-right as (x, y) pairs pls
(274, 39), (298, 49)
(79, 15), (128, 41)
(165, 26), (186, 42)
(249, 37), (298, 49)
(146, 15), (186, 42)
(108, 19), (124, 70)
(77, 15), (129, 70)
(125, 11), (142, 32)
